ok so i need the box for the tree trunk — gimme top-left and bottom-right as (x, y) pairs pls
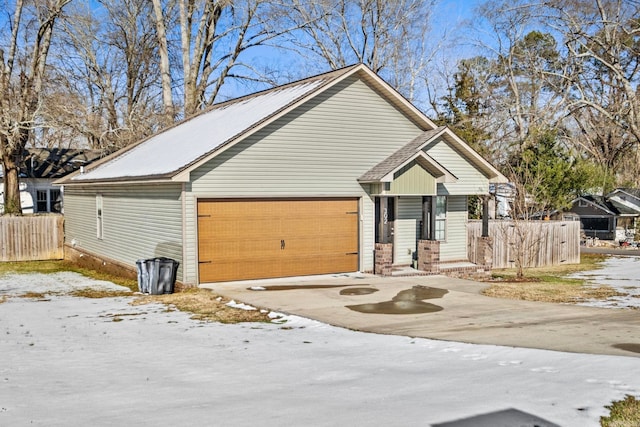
(2, 153), (22, 215)
(151, 0), (174, 126)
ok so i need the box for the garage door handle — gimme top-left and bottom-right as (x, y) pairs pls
(281, 239), (285, 250)
(199, 260), (212, 264)
(346, 252), (358, 255)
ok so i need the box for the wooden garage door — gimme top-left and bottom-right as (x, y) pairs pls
(197, 198), (359, 282)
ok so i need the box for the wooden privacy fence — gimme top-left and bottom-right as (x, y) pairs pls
(0, 215), (64, 262)
(468, 220), (580, 269)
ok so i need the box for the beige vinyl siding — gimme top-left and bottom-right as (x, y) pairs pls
(439, 195), (468, 261)
(184, 76), (424, 283)
(426, 138), (489, 195)
(64, 184), (184, 278)
(394, 197), (422, 265)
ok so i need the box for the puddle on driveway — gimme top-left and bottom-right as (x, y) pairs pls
(340, 288), (378, 296)
(249, 284), (363, 291)
(346, 285), (448, 315)
(612, 343), (640, 354)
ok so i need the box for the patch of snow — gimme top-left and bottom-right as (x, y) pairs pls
(570, 256), (640, 309)
(73, 81), (325, 181)
(0, 271), (130, 296)
(225, 300), (256, 311)
(0, 271), (639, 426)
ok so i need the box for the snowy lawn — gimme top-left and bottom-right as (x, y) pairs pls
(571, 256), (640, 309)
(0, 270), (639, 426)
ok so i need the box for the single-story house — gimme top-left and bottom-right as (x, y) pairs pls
(606, 188), (640, 233)
(0, 148), (101, 213)
(56, 64), (507, 285)
(568, 195), (622, 240)
(567, 191), (640, 241)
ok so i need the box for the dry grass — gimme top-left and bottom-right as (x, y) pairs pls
(21, 291), (48, 299)
(483, 253), (625, 304)
(601, 395), (640, 427)
(132, 288), (273, 323)
(482, 281), (623, 303)
(0, 295), (6, 304)
(68, 288), (133, 299)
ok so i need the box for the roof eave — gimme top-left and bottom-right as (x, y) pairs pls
(59, 173), (180, 186)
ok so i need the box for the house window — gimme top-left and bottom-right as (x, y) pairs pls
(96, 194), (103, 240)
(578, 199), (588, 207)
(35, 189), (63, 213)
(50, 189), (62, 213)
(581, 217), (609, 231)
(435, 195), (447, 241)
(36, 190), (48, 212)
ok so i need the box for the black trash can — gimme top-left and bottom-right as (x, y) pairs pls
(136, 257), (179, 294)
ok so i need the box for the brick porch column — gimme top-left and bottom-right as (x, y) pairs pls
(417, 240), (440, 274)
(476, 236), (493, 270)
(374, 243), (393, 276)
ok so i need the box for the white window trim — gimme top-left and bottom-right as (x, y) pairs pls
(35, 188), (62, 213)
(435, 195), (447, 241)
(96, 194), (104, 240)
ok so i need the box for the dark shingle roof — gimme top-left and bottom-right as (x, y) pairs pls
(358, 127), (452, 182)
(609, 188), (640, 201)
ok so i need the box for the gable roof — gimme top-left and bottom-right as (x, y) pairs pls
(572, 193), (640, 217)
(572, 195), (618, 216)
(607, 188), (640, 208)
(358, 126), (507, 184)
(58, 64), (439, 185)
(359, 127), (456, 183)
(0, 148), (102, 180)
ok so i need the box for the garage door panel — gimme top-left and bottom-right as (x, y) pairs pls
(200, 219), (281, 237)
(201, 258), (284, 283)
(197, 198), (359, 282)
(282, 254), (358, 276)
(284, 236), (357, 253)
(284, 216), (356, 236)
(199, 238), (283, 261)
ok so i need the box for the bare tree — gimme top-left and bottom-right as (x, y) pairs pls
(0, 0), (72, 214)
(468, 0), (571, 154)
(151, 0), (300, 119)
(543, 0), (640, 185)
(280, 0), (439, 103)
(46, 0), (162, 152)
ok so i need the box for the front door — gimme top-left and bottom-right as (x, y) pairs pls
(375, 196), (396, 247)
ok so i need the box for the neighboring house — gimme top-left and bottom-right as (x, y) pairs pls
(606, 188), (640, 233)
(568, 195), (622, 240)
(568, 191), (640, 241)
(56, 64), (507, 286)
(0, 148), (102, 214)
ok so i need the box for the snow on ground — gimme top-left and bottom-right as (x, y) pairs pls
(1, 269), (639, 426)
(570, 256), (640, 309)
(0, 271), (131, 296)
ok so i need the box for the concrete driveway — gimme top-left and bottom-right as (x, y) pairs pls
(202, 274), (640, 358)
